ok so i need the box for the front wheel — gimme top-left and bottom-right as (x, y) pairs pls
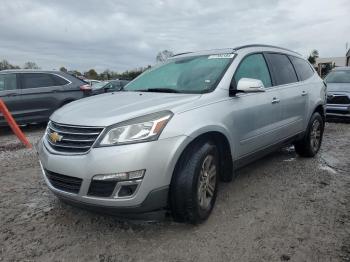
(294, 112), (324, 157)
(170, 140), (219, 224)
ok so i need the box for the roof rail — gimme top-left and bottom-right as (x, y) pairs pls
(171, 52), (194, 57)
(233, 44), (301, 55)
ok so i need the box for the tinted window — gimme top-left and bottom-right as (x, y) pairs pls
(21, 73), (55, 89)
(325, 70), (350, 83)
(234, 53), (272, 87)
(50, 74), (69, 85)
(289, 56), (314, 81)
(111, 81), (121, 89)
(0, 74), (17, 91)
(121, 80), (129, 87)
(265, 53), (298, 85)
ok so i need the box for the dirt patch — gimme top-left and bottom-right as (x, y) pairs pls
(0, 122), (349, 261)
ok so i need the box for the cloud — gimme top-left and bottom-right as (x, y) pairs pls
(0, 0), (349, 72)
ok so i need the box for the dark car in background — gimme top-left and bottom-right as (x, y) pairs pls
(325, 67), (350, 119)
(0, 70), (91, 126)
(91, 79), (130, 95)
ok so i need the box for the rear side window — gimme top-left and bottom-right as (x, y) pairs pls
(234, 53), (272, 87)
(0, 74), (17, 91)
(21, 73), (55, 89)
(50, 74), (69, 85)
(264, 53), (298, 85)
(289, 56), (314, 81)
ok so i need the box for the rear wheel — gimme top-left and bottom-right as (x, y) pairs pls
(294, 112), (324, 157)
(170, 140), (219, 224)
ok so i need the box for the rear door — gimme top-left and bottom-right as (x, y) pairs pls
(264, 53), (306, 139)
(232, 53), (283, 157)
(0, 73), (22, 125)
(19, 73), (63, 123)
(288, 56), (315, 127)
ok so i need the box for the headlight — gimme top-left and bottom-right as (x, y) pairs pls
(97, 111), (173, 146)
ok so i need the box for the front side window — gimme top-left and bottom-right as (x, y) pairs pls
(0, 74), (17, 91)
(234, 53), (272, 87)
(124, 54), (234, 93)
(92, 82), (108, 90)
(265, 53), (298, 85)
(289, 56), (314, 81)
(21, 73), (55, 89)
(325, 70), (350, 83)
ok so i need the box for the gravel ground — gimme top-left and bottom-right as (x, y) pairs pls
(0, 122), (349, 262)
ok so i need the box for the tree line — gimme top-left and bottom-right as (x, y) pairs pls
(0, 50), (175, 81)
(0, 59), (150, 81)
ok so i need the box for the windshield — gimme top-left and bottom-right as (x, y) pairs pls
(325, 70), (350, 83)
(124, 54), (234, 93)
(92, 81), (108, 90)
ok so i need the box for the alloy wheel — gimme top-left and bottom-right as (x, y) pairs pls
(310, 119), (322, 152)
(197, 155), (217, 210)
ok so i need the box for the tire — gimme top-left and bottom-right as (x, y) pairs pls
(170, 139), (219, 224)
(294, 112), (324, 157)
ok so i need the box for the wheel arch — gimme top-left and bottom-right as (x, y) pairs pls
(171, 129), (234, 184)
(312, 103), (326, 124)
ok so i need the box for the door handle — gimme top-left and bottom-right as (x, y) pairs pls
(271, 97), (280, 104)
(301, 91), (308, 96)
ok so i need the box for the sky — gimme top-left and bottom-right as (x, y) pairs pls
(0, 0), (349, 73)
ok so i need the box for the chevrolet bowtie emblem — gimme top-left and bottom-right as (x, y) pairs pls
(49, 132), (63, 143)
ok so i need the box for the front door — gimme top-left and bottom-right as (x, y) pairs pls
(232, 53), (283, 158)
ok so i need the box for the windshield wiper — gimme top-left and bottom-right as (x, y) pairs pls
(135, 88), (180, 93)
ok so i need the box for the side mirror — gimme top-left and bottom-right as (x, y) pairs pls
(230, 78), (265, 96)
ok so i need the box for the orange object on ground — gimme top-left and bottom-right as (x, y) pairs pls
(0, 99), (32, 148)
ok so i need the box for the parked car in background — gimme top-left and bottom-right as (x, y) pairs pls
(91, 80), (130, 95)
(325, 67), (350, 119)
(38, 45), (326, 224)
(85, 79), (100, 86)
(0, 70), (91, 126)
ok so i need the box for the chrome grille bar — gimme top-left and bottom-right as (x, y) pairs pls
(45, 121), (104, 154)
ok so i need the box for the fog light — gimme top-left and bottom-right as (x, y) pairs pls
(118, 185), (138, 197)
(92, 169), (145, 181)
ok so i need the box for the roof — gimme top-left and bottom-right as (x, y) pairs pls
(0, 69), (61, 74)
(171, 44), (300, 58)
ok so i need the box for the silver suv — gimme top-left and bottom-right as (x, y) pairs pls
(37, 45), (326, 224)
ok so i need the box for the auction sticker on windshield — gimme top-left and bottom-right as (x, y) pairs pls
(208, 54), (235, 59)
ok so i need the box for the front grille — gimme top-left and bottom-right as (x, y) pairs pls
(88, 180), (117, 197)
(45, 121), (104, 154)
(45, 170), (82, 194)
(327, 95), (350, 104)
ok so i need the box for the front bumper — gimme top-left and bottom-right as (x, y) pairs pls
(38, 135), (189, 212)
(326, 104), (350, 118)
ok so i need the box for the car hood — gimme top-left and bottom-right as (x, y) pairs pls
(51, 91), (201, 126)
(327, 83), (350, 94)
